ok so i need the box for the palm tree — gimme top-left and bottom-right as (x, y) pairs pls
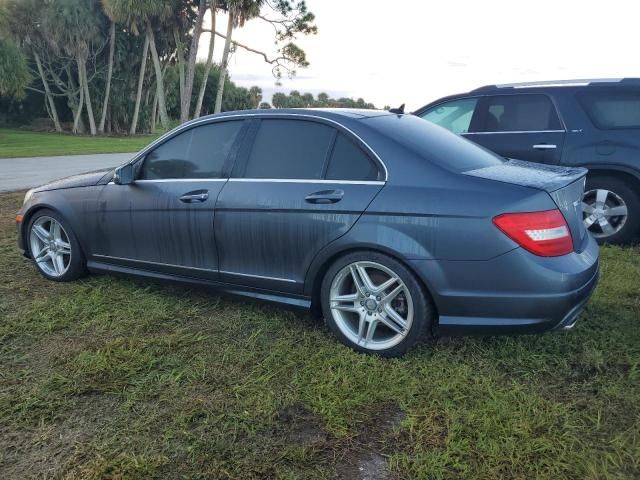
(101, 0), (172, 132)
(214, 0), (263, 113)
(42, 0), (102, 135)
(98, 18), (115, 134)
(194, 0), (218, 118)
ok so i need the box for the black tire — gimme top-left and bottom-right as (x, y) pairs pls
(26, 209), (87, 282)
(320, 250), (433, 357)
(584, 175), (640, 245)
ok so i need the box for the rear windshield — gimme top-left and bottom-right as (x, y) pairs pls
(364, 114), (505, 172)
(578, 90), (640, 129)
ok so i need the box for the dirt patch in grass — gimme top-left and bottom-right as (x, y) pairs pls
(0, 393), (119, 479)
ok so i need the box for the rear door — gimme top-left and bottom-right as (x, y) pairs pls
(464, 93), (566, 165)
(93, 120), (245, 279)
(214, 117), (385, 294)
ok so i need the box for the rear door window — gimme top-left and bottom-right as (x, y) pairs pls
(242, 119), (335, 179)
(325, 133), (379, 181)
(578, 90), (640, 129)
(140, 121), (243, 179)
(476, 94), (562, 132)
(420, 98), (478, 134)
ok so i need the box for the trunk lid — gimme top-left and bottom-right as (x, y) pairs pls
(464, 159), (588, 250)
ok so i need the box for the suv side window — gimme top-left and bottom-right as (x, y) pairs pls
(476, 94), (562, 132)
(242, 119), (335, 179)
(325, 133), (379, 181)
(140, 121), (243, 179)
(578, 90), (640, 129)
(420, 98), (478, 134)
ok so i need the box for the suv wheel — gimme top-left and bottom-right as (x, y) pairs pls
(583, 175), (639, 244)
(321, 251), (433, 357)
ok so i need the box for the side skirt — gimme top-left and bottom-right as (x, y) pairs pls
(87, 260), (312, 310)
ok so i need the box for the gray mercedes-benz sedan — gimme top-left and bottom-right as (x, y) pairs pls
(16, 109), (599, 357)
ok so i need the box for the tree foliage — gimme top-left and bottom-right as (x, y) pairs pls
(0, 39), (30, 98)
(0, 0), (321, 133)
(270, 91), (376, 109)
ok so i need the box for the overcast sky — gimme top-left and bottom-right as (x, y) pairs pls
(200, 0), (640, 110)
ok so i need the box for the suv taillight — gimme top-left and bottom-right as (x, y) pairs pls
(492, 209), (573, 257)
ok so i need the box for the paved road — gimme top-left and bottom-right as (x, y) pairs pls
(0, 152), (134, 192)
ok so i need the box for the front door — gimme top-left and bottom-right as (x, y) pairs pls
(92, 120), (246, 279)
(214, 118), (385, 293)
(464, 93), (566, 165)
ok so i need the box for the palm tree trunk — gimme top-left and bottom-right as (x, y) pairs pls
(147, 25), (169, 130)
(214, 9), (234, 114)
(33, 52), (62, 132)
(78, 55), (97, 135)
(151, 86), (158, 133)
(173, 27), (185, 107)
(72, 72), (85, 134)
(194, 0), (217, 118)
(99, 21), (116, 134)
(130, 35), (149, 135)
(180, 0), (207, 123)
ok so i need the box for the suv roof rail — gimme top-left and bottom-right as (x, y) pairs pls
(470, 78), (640, 92)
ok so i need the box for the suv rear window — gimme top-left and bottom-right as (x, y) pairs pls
(579, 90), (640, 129)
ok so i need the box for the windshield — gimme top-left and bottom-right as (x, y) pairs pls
(363, 114), (506, 172)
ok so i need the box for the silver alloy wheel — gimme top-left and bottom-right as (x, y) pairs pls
(329, 261), (413, 350)
(582, 189), (628, 239)
(29, 216), (72, 277)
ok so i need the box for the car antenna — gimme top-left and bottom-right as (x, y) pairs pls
(388, 103), (405, 114)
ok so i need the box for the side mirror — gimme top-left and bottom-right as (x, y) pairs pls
(113, 164), (135, 185)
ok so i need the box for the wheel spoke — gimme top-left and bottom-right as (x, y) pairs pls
(604, 205), (628, 217)
(373, 275), (399, 294)
(595, 189), (609, 206)
(381, 284), (403, 304)
(581, 202), (595, 214)
(34, 247), (50, 263)
(33, 224), (50, 243)
(349, 265), (368, 296)
(583, 214), (597, 228)
(355, 264), (376, 292)
(364, 319), (378, 346)
(598, 217), (614, 235)
(357, 314), (366, 343)
(50, 220), (61, 240)
(382, 305), (407, 333)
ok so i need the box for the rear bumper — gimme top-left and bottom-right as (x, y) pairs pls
(410, 234), (600, 335)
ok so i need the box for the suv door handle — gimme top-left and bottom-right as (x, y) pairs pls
(179, 190), (209, 203)
(304, 189), (344, 204)
(533, 144), (557, 150)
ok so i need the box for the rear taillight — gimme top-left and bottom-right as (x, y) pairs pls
(492, 209), (573, 257)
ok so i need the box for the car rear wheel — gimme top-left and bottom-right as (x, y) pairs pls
(583, 176), (639, 245)
(27, 209), (87, 282)
(321, 251), (433, 357)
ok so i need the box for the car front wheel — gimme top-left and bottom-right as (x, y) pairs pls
(583, 175), (639, 245)
(321, 251), (433, 357)
(27, 209), (87, 282)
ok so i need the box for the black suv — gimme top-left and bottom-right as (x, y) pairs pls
(415, 78), (640, 244)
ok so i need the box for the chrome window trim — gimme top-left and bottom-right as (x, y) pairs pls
(125, 112), (389, 182)
(464, 130), (565, 135)
(135, 178), (227, 183)
(220, 270), (298, 283)
(228, 178), (384, 185)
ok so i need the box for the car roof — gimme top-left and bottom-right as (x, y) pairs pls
(194, 108), (393, 124)
(414, 78), (640, 114)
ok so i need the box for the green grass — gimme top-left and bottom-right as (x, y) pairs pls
(1, 191), (639, 479)
(0, 128), (160, 158)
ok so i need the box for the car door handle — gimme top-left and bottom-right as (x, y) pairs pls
(179, 190), (209, 203)
(304, 189), (344, 204)
(533, 144), (557, 150)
